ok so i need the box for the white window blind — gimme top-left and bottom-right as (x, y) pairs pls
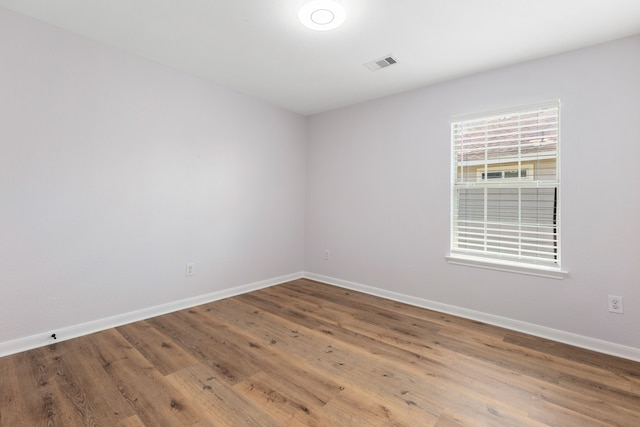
(451, 101), (560, 269)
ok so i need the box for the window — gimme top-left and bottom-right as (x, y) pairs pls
(448, 101), (565, 278)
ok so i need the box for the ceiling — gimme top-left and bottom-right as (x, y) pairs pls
(2, 0), (640, 115)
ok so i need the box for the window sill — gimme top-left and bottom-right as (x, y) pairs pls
(446, 255), (568, 280)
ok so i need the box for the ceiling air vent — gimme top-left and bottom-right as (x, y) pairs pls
(364, 55), (398, 71)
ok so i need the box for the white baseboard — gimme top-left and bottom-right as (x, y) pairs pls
(4, 271), (638, 363)
(303, 272), (640, 362)
(0, 272), (304, 358)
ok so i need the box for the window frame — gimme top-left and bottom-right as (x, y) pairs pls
(447, 100), (567, 279)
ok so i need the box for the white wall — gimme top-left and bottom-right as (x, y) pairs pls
(0, 9), (306, 344)
(305, 35), (640, 351)
(2, 6), (639, 358)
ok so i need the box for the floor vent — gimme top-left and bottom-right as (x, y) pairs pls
(364, 55), (398, 71)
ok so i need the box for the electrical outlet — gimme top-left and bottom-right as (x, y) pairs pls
(185, 263), (195, 277)
(323, 250), (330, 261)
(608, 295), (623, 314)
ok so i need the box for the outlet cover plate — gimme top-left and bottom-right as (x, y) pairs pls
(186, 263), (195, 277)
(608, 295), (624, 313)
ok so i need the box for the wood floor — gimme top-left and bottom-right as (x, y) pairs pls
(1, 279), (639, 426)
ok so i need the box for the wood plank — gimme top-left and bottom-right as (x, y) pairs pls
(0, 352), (44, 427)
(0, 345), (83, 426)
(99, 351), (200, 426)
(117, 415), (146, 427)
(319, 386), (440, 427)
(233, 371), (334, 426)
(207, 297), (465, 422)
(504, 331), (640, 394)
(258, 283), (361, 323)
(147, 308), (265, 386)
(117, 320), (199, 376)
(165, 364), (282, 427)
(1, 278), (639, 426)
(46, 339), (131, 426)
(82, 328), (203, 426)
(229, 287), (540, 424)
(527, 397), (614, 427)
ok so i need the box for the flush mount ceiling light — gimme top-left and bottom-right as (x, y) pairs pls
(299, 0), (346, 31)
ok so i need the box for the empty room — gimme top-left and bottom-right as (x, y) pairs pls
(1, 0), (639, 426)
